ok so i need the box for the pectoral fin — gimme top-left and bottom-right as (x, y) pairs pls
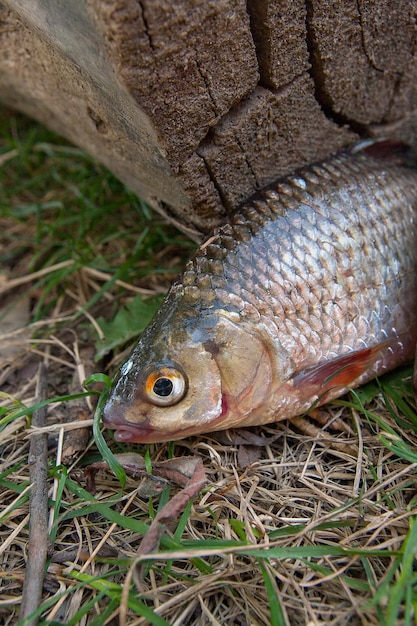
(349, 138), (409, 164)
(292, 343), (390, 394)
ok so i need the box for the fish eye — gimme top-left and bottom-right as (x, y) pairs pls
(144, 367), (187, 406)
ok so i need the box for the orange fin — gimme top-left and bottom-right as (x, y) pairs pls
(292, 343), (389, 392)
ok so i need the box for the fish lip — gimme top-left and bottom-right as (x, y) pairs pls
(102, 415), (162, 443)
(102, 401), (178, 443)
(102, 404), (155, 442)
(113, 424), (155, 442)
(103, 414), (199, 443)
(102, 399), (228, 444)
(106, 413), (231, 444)
(103, 414), (219, 444)
(105, 421), (187, 444)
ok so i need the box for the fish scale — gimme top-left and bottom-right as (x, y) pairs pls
(103, 146), (417, 443)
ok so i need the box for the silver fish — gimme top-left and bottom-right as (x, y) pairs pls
(103, 143), (417, 443)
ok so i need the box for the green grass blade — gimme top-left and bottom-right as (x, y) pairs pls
(91, 376), (126, 489)
(384, 518), (417, 625)
(259, 560), (288, 626)
(71, 572), (170, 626)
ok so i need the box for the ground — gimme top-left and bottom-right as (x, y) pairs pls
(1, 108), (417, 626)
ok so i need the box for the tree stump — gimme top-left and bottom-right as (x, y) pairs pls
(1, 1), (417, 236)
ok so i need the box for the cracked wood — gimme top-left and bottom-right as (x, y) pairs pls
(1, 0), (417, 234)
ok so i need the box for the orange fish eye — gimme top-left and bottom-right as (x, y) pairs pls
(144, 367), (187, 406)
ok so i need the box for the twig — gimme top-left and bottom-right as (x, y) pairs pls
(136, 457), (206, 560)
(0, 259), (75, 295)
(19, 364), (49, 626)
(413, 344), (417, 401)
(61, 344), (95, 464)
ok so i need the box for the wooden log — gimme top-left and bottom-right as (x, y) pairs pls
(1, 1), (417, 236)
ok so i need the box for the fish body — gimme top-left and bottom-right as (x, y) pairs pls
(103, 146), (417, 443)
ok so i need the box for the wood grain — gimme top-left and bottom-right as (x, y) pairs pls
(1, 1), (417, 234)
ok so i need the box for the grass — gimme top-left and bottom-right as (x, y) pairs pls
(1, 107), (417, 625)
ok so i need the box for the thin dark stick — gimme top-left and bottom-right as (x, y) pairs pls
(413, 344), (417, 402)
(19, 363), (49, 626)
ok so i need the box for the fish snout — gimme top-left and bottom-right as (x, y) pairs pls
(102, 398), (154, 442)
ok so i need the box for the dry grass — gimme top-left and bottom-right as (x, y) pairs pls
(1, 109), (417, 626)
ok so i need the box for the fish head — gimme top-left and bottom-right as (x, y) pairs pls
(102, 299), (283, 443)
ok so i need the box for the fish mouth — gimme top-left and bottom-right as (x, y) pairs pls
(102, 401), (191, 443)
(102, 405), (227, 443)
(110, 423), (155, 443)
(104, 421), (198, 444)
(102, 395), (229, 444)
(104, 416), (216, 444)
(102, 403), (159, 443)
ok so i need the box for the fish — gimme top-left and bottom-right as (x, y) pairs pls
(102, 141), (417, 444)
